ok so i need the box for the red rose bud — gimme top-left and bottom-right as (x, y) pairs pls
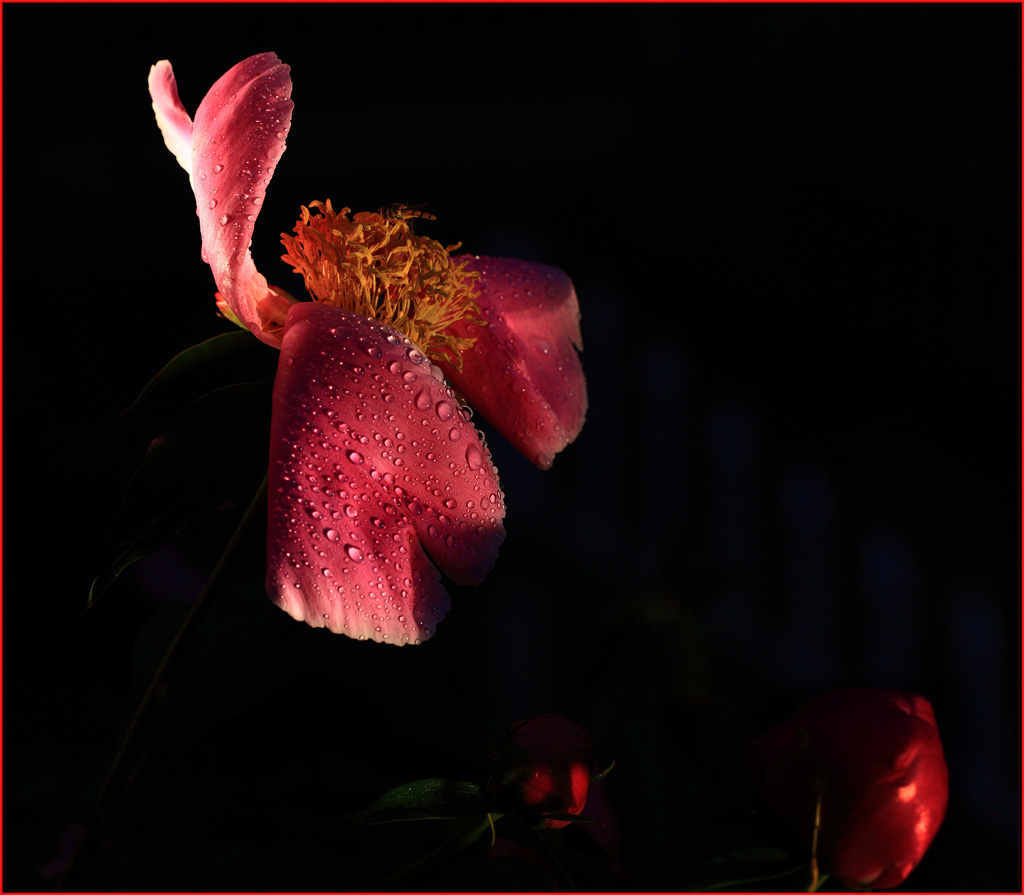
(487, 714), (594, 829)
(744, 688), (949, 890)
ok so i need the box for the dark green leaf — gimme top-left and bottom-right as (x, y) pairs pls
(89, 380), (273, 606)
(120, 331), (260, 416)
(352, 778), (495, 825)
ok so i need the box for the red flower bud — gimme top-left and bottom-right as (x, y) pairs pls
(487, 714), (594, 829)
(744, 688), (949, 890)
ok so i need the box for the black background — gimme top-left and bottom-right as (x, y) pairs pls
(3, 3), (1020, 892)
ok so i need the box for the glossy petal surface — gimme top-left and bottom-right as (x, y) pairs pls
(439, 256), (586, 469)
(266, 302), (506, 644)
(745, 688), (949, 890)
(148, 61), (194, 180)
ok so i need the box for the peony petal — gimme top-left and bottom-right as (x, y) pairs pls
(439, 256), (587, 469)
(190, 53), (294, 347)
(148, 61), (194, 181)
(266, 301), (506, 644)
(150, 53), (294, 348)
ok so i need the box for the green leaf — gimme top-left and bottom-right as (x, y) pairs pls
(89, 379), (273, 607)
(121, 331), (260, 416)
(351, 778), (496, 825)
(591, 758), (616, 783)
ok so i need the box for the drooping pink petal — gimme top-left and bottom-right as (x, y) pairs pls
(266, 301), (506, 644)
(148, 61), (194, 181)
(439, 256), (587, 469)
(149, 53), (294, 348)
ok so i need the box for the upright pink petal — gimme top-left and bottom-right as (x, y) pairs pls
(148, 61), (194, 180)
(266, 302), (506, 644)
(150, 53), (294, 347)
(191, 53), (294, 346)
(439, 257), (587, 469)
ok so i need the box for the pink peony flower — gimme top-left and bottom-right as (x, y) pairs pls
(149, 53), (586, 644)
(744, 687), (949, 890)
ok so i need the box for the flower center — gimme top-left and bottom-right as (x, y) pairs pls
(280, 200), (482, 369)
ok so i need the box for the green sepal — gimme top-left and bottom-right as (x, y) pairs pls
(351, 778), (497, 825)
(88, 379), (273, 607)
(685, 847), (808, 892)
(591, 758), (616, 783)
(120, 331), (260, 417)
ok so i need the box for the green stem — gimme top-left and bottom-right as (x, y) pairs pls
(531, 825), (577, 892)
(55, 477), (268, 891)
(382, 813), (502, 885)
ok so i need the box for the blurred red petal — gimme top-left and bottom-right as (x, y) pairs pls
(745, 688), (949, 890)
(439, 256), (587, 469)
(265, 302), (506, 644)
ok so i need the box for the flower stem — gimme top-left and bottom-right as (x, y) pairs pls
(55, 477), (268, 891)
(382, 813), (502, 885)
(531, 825), (578, 892)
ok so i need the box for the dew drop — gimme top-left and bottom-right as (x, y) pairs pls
(346, 545), (365, 563)
(219, 213), (230, 226)
(325, 528), (340, 542)
(213, 164), (224, 174)
(347, 450), (364, 464)
(207, 198), (217, 210)
(406, 347), (424, 365)
(415, 390), (432, 412)
(435, 400), (454, 421)
(466, 444), (484, 470)
(448, 427), (462, 442)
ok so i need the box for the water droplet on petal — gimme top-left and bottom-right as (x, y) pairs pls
(415, 390), (432, 412)
(219, 213), (230, 226)
(213, 164), (224, 174)
(207, 199), (217, 210)
(448, 427), (462, 442)
(435, 401), (454, 421)
(466, 444), (484, 470)
(325, 528), (340, 542)
(346, 545), (365, 563)
(347, 451), (364, 464)
(406, 347), (424, 365)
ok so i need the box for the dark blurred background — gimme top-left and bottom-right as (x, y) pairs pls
(4, 3), (1019, 891)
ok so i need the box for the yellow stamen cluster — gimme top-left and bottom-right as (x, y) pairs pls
(280, 200), (482, 369)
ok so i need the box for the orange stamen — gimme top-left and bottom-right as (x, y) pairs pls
(280, 200), (482, 369)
